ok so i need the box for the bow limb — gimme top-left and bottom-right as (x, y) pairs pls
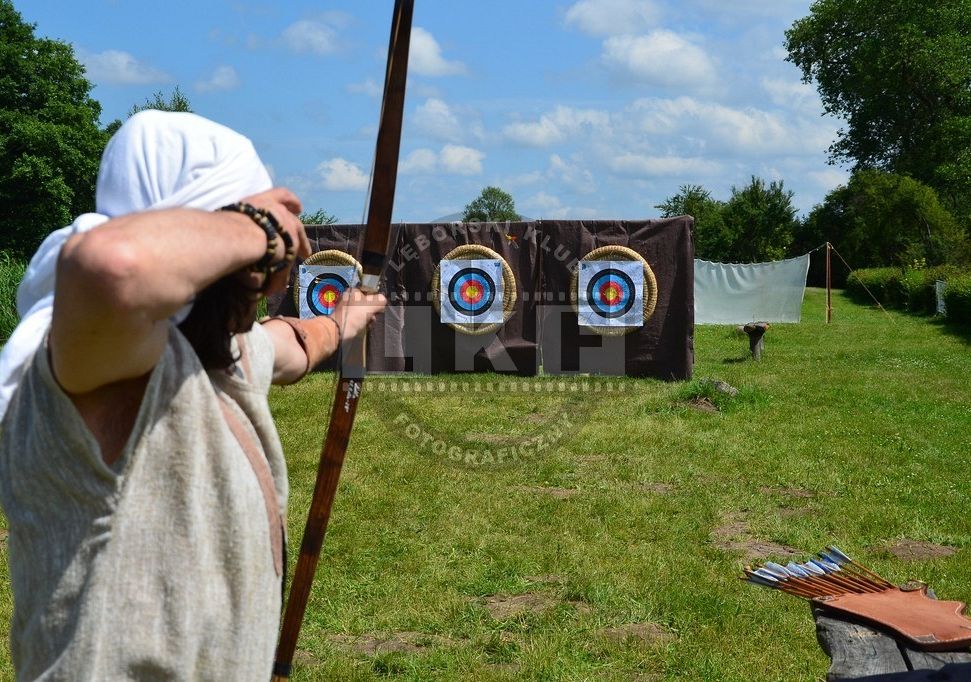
(272, 2), (413, 679)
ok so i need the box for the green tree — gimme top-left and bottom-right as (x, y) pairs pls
(129, 86), (192, 117)
(0, 0), (108, 256)
(785, 0), (971, 215)
(299, 208), (338, 226)
(104, 86), (193, 136)
(655, 184), (730, 260)
(462, 186), (520, 222)
(720, 177), (798, 263)
(803, 170), (968, 270)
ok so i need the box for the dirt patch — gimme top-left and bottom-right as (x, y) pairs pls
(293, 648), (317, 666)
(758, 486), (815, 499)
(633, 482), (675, 494)
(514, 486), (578, 499)
(711, 515), (801, 562)
(525, 413), (548, 424)
(578, 454), (609, 464)
(687, 397), (719, 413)
(885, 539), (957, 561)
(328, 631), (452, 656)
(598, 622), (676, 647)
(480, 593), (558, 620)
(0, 528), (7, 545)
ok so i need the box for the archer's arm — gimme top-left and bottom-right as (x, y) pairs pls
(51, 188), (310, 394)
(261, 289), (388, 385)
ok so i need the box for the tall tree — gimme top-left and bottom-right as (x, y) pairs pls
(462, 186), (520, 222)
(785, 0), (971, 214)
(0, 0), (108, 256)
(803, 170), (968, 270)
(720, 177), (798, 263)
(655, 184), (730, 260)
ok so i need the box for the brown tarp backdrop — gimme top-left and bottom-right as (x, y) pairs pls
(392, 222), (541, 375)
(538, 218), (694, 380)
(270, 219), (693, 380)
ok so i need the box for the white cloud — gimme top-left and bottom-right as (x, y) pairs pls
(609, 153), (721, 177)
(522, 191), (600, 219)
(282, 18), (339, 55)
(347, 78), (381, 97)
(808, 167), (849, 192)
(412, 98), (463, 142)
(194, 65), (240, 93)
(410, 27), (467, 77)
(440, 145), (484, 175)
(398, 145), (484, 175)
(525, 191), (563, 213)
(549, 154), (597, 194)
(761, 77), (821, 114)
(399, 148), (439, 174)
(564, 0), (660, 36)
(318, 158), (369, 191)
(503, 106), (609, 147)
(601, 30), (717, 88)
(79, 49), (171, 85)
(620, 96), (835, 157)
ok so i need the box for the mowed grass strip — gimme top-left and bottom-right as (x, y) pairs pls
(271, 289), (970, 680)
(0, 288), (967, 680)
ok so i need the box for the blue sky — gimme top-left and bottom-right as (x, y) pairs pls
(22, 0), (847, 223)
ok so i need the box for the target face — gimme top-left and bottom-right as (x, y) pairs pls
(578, 260), (644, 328)
(298, 265), (359, 319)
(439, 259), (504, 325)
(307, 273), (348, 316)
(587, 268), (635, 318)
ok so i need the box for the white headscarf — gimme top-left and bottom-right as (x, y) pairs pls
(0, 110), (273, 419)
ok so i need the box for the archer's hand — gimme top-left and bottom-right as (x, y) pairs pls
(333, 288), (388, 341)
(240, 187), (312, 295)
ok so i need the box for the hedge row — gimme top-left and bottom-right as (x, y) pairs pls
(846, 266), (970, 323)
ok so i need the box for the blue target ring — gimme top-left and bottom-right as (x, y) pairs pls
(306, 272), (350, 316)
(586, 268), (636, 319)
(447, 267), (496, 317)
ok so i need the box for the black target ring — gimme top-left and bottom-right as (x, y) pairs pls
(585, 267), (636, 319)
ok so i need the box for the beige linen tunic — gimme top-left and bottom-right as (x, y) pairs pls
(0, 323), (288, 680)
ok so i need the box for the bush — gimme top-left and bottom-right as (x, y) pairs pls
(846, 267), (904, 308)
(899, 265), (962, 315)
(848, 265), (970, 317)
(0, 252), (26, 342)
(943, 275), (971, 325)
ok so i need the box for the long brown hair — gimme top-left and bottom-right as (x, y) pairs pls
(177, 275), (257, 370)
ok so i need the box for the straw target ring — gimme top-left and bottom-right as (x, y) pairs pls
(293, 249), (363, 317)
(431, 244), (517, 336)
(570, 245), (658, 336)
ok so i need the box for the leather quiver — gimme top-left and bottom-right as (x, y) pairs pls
(814, 586), (971, 651)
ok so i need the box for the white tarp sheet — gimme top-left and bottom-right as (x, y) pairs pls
(694, 254), (810, 324)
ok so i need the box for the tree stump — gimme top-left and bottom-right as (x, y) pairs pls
(742, 322), (769, 361)
(812, 587), (971, 680)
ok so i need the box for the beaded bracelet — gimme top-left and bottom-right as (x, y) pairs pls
(218, 202), (281, 275)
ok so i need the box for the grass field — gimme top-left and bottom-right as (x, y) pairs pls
(1, 288), (969, 679)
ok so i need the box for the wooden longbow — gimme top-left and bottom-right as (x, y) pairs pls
(272, 1), (414, 678)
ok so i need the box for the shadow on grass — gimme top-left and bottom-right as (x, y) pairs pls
(931, 318), (971, 346)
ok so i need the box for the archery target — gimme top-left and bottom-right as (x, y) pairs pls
(439, 259), (504, 325)
(298, 264), (359, 319)
(577, 260), (644, 328)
